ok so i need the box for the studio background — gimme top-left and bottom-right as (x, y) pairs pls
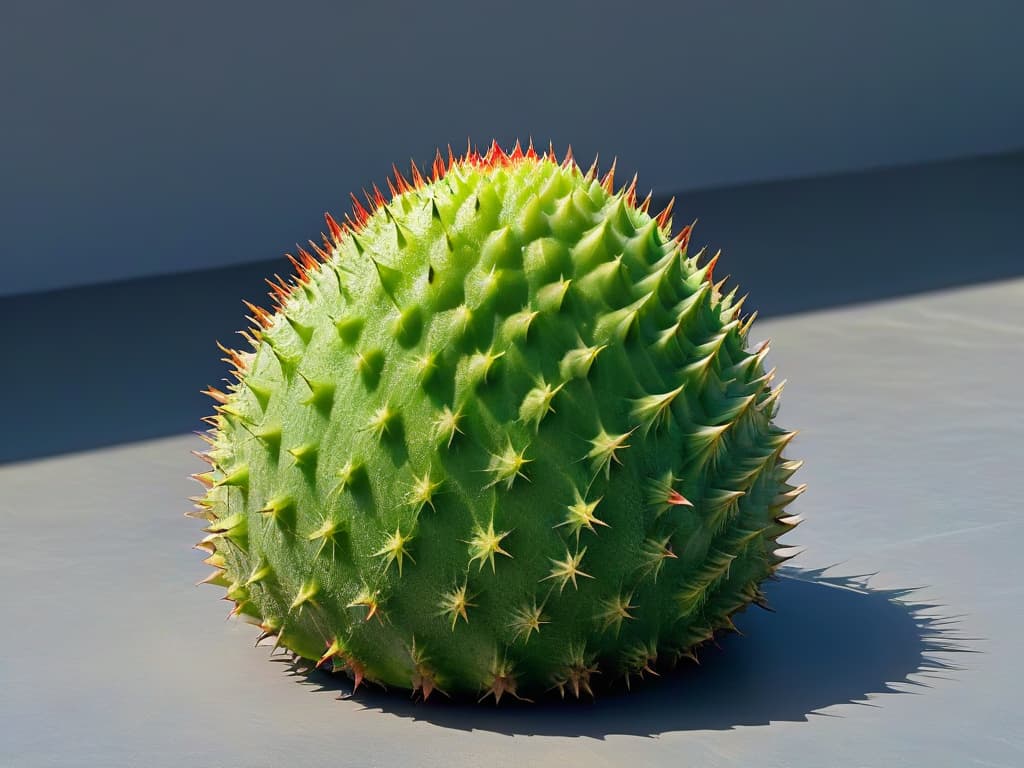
(3, 1), (1022, 296)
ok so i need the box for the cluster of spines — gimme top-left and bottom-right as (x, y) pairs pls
(190, 140), (803, 703)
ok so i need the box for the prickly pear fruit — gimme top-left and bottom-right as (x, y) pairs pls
(191, 140), (803, 702)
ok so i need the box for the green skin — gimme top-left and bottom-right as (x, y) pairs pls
(195, 149), (802, 702)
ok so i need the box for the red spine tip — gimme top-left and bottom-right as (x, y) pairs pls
(432, 148), (445, 181)
(349, 192), (370, 225)
(297, 246), (317, 271)
(243, 300), (272, 328)
(216, 342), (246, 371)
(601, 158), (617, 194)
(705, 252), (719, 284)
(362, 187), (375, 210)
(624, 173), (638, 206)
(391, 164), (411, 194)
(202, 386), (228, 404)
(409, 158), (425, 188)
(483, 139), (502, 166)
(655, 197), (675, 228)
(285, 253), (308, 282)
(310, 241), (331, 263)
(266, 274), (291, 306)
(324, 212), (343, 243)
(674, 224), (693, 251)
(667, 490), (693, 507)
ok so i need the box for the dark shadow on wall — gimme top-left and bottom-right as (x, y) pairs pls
(663, 150), (1024, 315)
(2, 150), (1021, 464)
(275, 567), (978, 738)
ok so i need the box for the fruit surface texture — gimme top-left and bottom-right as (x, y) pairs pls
(192, 141), (803, 702)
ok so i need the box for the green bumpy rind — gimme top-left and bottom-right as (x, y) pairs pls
(193, 146), (803, 702)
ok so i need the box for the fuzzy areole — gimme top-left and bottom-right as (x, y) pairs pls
(191, 140), (804, 703)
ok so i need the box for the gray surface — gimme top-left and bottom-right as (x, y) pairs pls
(4, 1), (1024, 295)
(3, 277), (1022, 767)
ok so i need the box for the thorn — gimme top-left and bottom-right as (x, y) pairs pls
(409, 157), (425, 187)
(655, 196), (675, 228)
(437, 583), (475, 629)
(193, 430), (216, 446)
(509, 601), (547, 643)
(242, 300), (273, 329)
(556, 488), (608, 540)
(289, 578), (320, 612)
(310, 240), (331, 263)
(483, 441), (531, 490)
(675, 219), (696, 251)
(391, 163), (411, 195)
(196, 570), (230, 587)
(601, 157), (617, 193)
(325, 212), (344, 244)
(464, 518), (512, 573)
(431, 147), (445, 181)
(349, 192), (370, 225)
(317, 638), (344, 669)
(264, 276), (289, 307)
(201, 386), (228, 405)
(347, 658), (367, 691)
(296, 246), (317, 272)
(542, 546), (592, 592)
(373, 526), (416, 575)
(190, 449), (215, 466)
(479, 659), (530, 705)
(215, 341), (246, 372)
(623, 173), (638, 205)
(483, 139), (508, 166)
(347, 590), (381, 623)
(562, 143), (575, 169)
(285, 252), (308, 283)
(704, 251), (720, 284)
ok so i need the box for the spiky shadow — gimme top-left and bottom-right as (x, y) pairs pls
(272, 566), (979, 737)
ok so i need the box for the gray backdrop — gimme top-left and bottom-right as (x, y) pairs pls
(3, 0), (1023, 295)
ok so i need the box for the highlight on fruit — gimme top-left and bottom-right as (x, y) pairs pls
(189, 140), (804, 703)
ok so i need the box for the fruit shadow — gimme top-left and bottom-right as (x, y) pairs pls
(276, 565), (978, 738)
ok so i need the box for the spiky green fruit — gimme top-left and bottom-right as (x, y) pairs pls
(192, 140), (803, 702)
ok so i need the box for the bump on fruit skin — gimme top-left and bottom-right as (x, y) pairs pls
(191, 139), (803, 702)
